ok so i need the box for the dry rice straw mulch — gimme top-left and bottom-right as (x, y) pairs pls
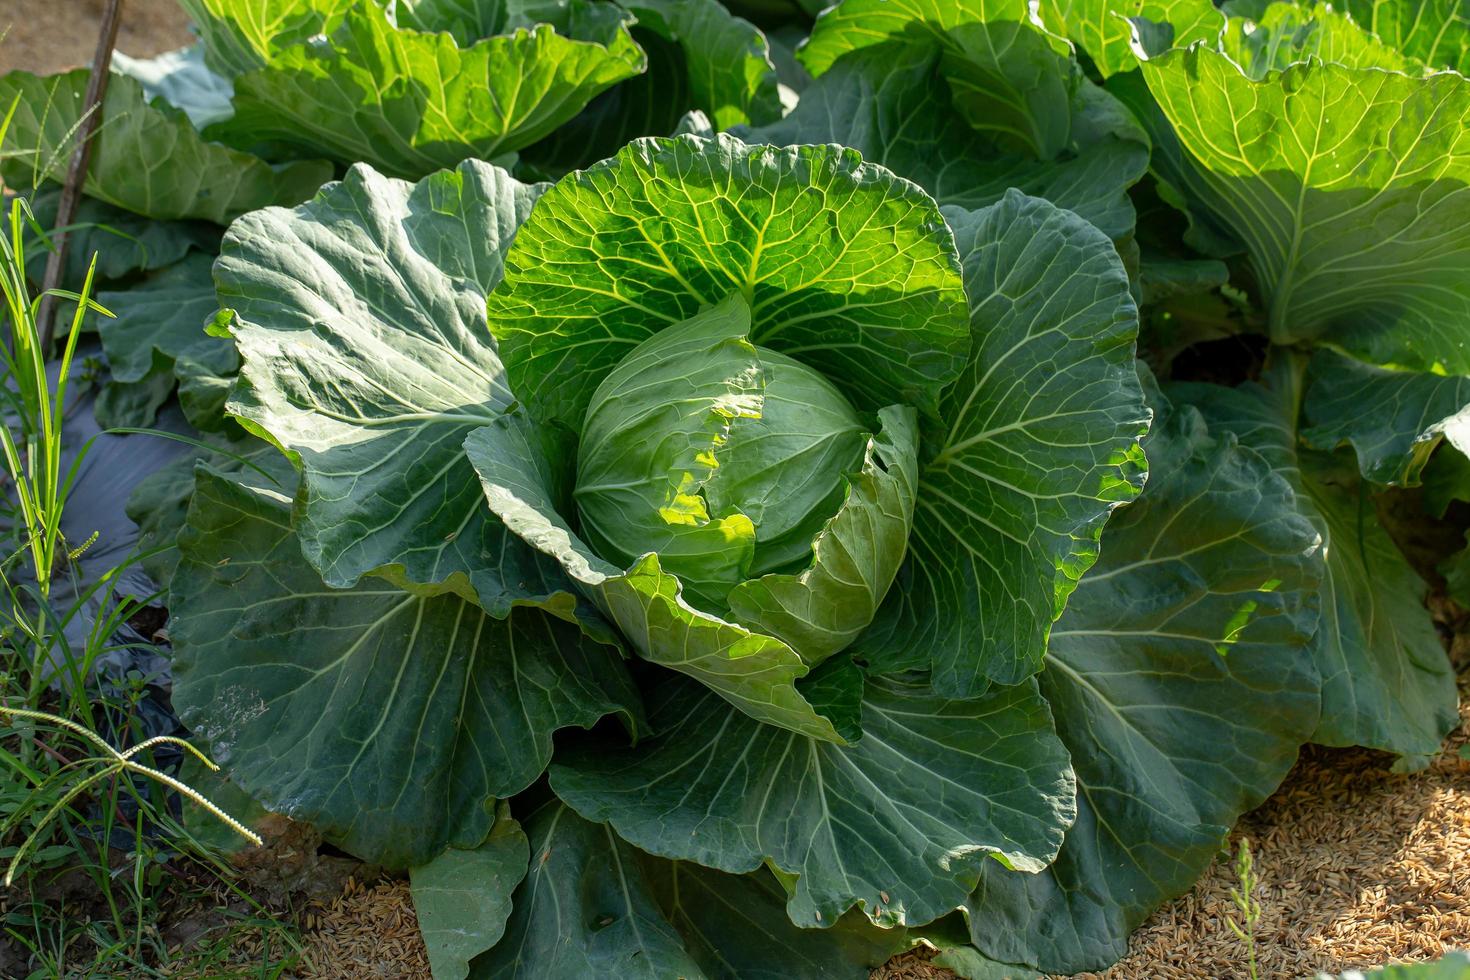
(300, 877), (431, 979)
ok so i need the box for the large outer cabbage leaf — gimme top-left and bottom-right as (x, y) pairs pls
(473, 800), (704, 979)
(486, 134), (972, 426)
(201, 0), (646, 178)
(409, 804), (529, 980)
(1119, 36), (1470, 372)
(635, 855), (910, 979)
(0, 70), (329, 223)
(549, 668), (1074, 930)
(468, 800), (907, 979)
(965, 386), (1322, 972)
(169, 465), (643, 869)
(214, 160), (583, 616)
(1180, 359), (1460, 767)
(856, 191), (1150, 692)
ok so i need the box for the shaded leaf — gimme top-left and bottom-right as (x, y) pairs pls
(124, 436), (290, 588)
(170, 465), (643, 868)
(1182, 358), (1460, 766)
(472, 800), (704, 979)
(550, 671), (1075, 929)
(641, 855), (910, 978)
(411, 804), (530, 980)
(0, 69), (328, 223)
(1320, 950), (1470, 980)
(23, 188), (218, 287)
(479, 799), (908, 978)
(516, 28), (690, 178)
(965, 387), (1323, 972)
(1302, 349), (1470, 487)
(97, 253), (231, 405)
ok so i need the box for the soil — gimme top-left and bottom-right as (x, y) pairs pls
(6, 4), (1469, 979)
(0, 0), (193, 75)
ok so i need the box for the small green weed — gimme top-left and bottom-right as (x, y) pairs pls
(1227, 837), (1263, 980)
(0, 107), (295, 975)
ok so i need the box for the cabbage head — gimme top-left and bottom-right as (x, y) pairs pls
(474, 289), (919, 737)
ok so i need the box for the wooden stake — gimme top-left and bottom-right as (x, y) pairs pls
(36, 0), (126, 352)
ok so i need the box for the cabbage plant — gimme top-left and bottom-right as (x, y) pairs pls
(145, 121), (1342, 978)
(154, 130), (1175, 965)
(177, 0), (787, 179)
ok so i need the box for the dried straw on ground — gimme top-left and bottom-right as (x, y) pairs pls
(300, 877), (430, 980)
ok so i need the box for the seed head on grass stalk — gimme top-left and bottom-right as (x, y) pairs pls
(1228, 837), (1263, 980)
(0, 705), (263, 887)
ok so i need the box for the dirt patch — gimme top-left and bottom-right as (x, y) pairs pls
(0, 0), (193, 75)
